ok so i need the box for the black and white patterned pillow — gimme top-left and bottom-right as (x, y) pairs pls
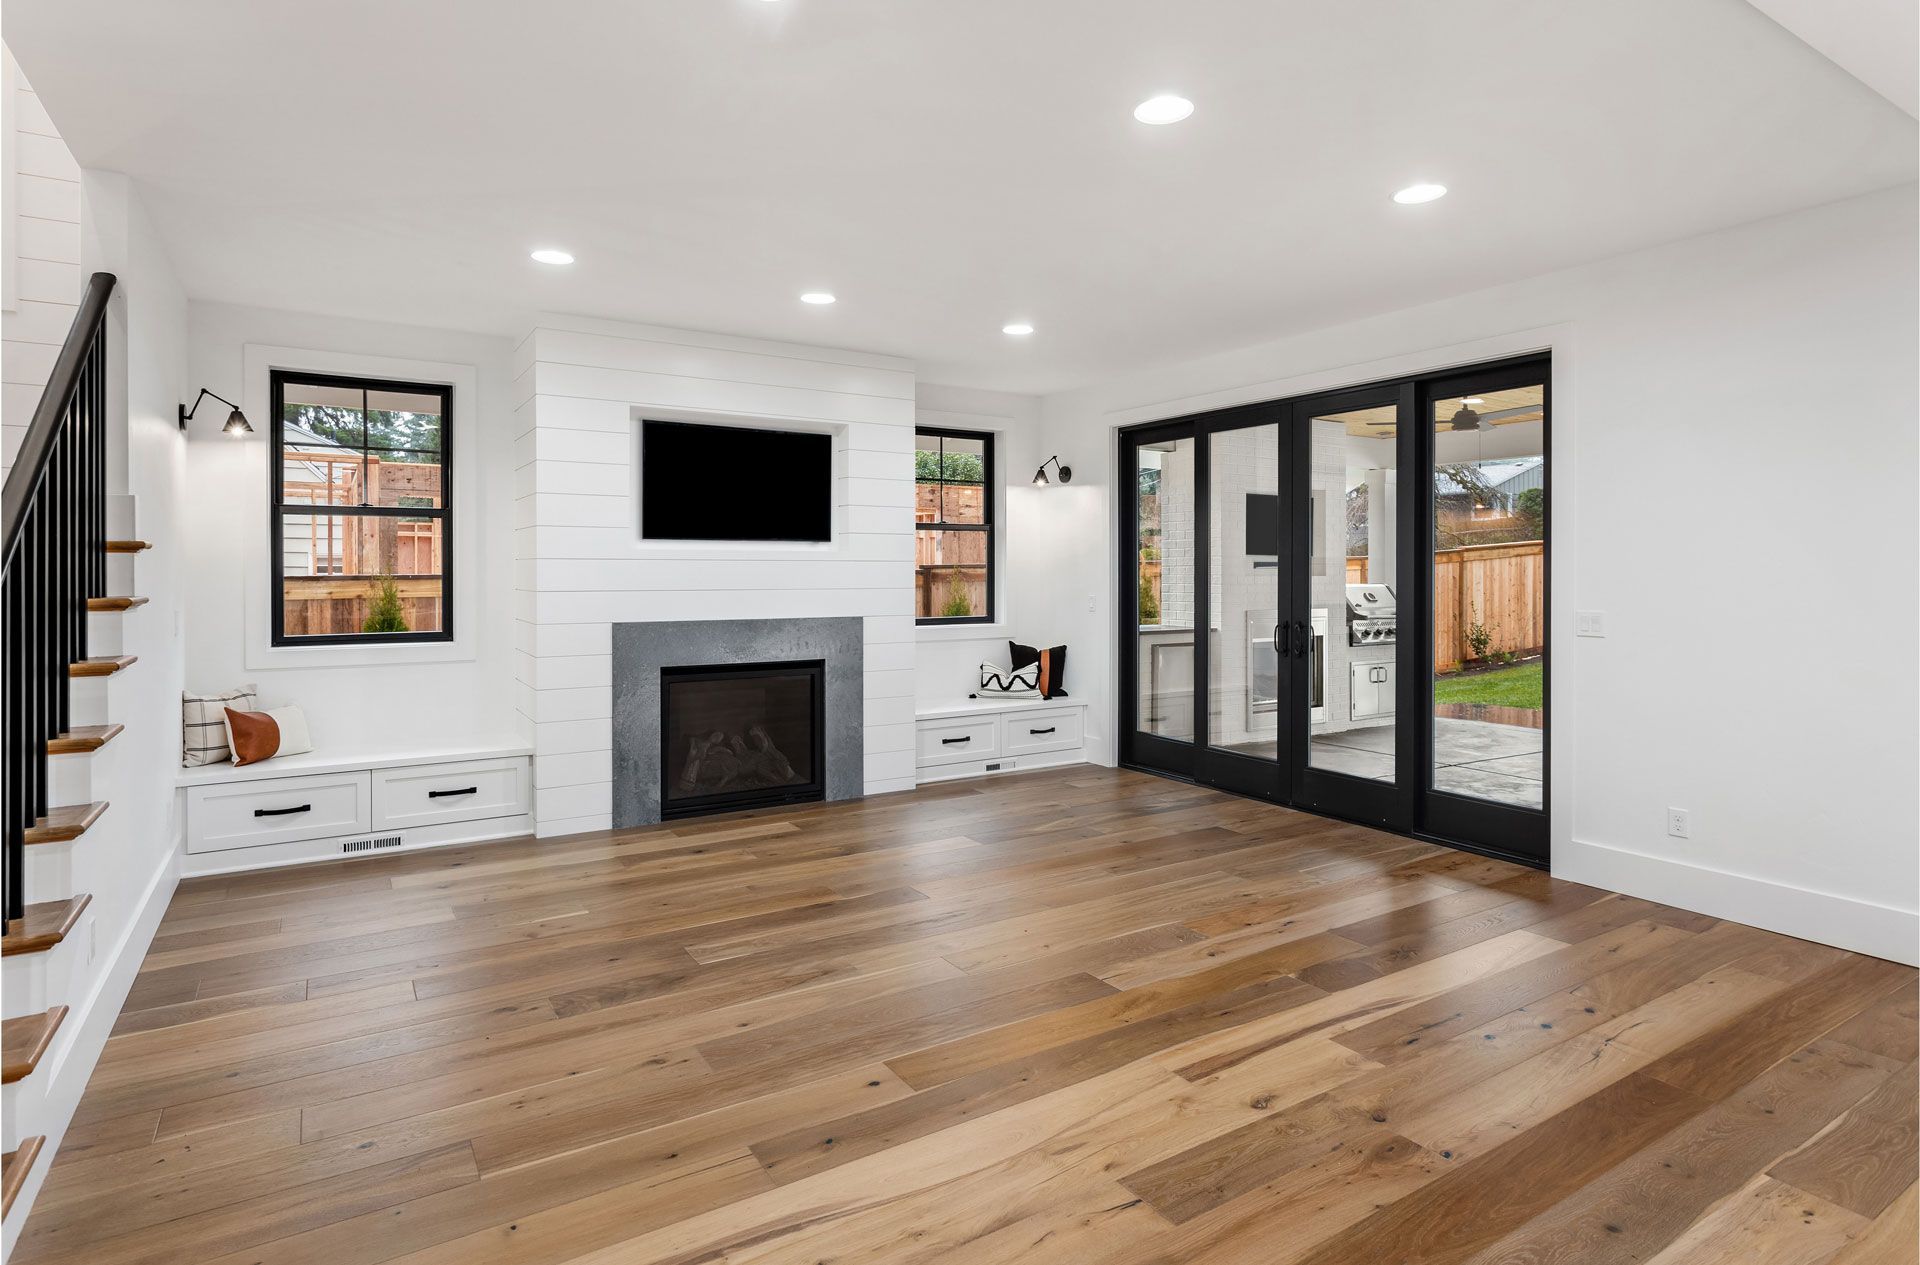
(182, 684), (259, 766)
(976, 661), (1040, 697)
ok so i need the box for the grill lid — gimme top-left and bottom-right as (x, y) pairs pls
(1345, 584), (1397, 619)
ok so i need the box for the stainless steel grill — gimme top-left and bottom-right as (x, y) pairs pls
(1345, 583), (1397, 646)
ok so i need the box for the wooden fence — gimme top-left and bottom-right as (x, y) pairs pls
(281, 576), (443, 636)
(1431, 540), (1543, 670)
(915, 564), (988, 619)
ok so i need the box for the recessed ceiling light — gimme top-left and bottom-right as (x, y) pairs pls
(530, 248), (574, 265)
(800, 291), (836, 305)
(1133, 94), (1193, 125)
(1391, 183), (1447, 205)
(1002, 322), (1034, 337)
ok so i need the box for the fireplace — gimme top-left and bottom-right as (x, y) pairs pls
(659, 659), (825, 819)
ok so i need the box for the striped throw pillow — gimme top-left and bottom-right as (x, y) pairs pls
(182, 685), (259, 766)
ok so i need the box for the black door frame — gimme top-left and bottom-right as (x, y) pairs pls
(1117, 417), (1200, 780)
(1281, 381), (1416, 833)
(1412, 356), (1551, 864)
(1115, 351), (1551, 868)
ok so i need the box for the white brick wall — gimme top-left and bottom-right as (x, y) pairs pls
(513, 315), (917, 836)
(1, 49), (84, 476)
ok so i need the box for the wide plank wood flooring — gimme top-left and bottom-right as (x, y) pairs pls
(15, 766), (1917, 1264)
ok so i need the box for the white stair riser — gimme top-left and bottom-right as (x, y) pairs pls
(23, 845), (73, 897)
(86, 610), (125, 657)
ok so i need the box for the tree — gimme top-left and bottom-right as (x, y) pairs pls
(915, 449), (984, 482)
(362, 574), (409, 633)
(1514, 486), (1545, 539)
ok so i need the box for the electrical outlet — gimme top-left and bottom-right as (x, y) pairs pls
(1666, 808), (1690, 839)
(1576, 611), (1606, 637)
(1086, 595), (1096, 613)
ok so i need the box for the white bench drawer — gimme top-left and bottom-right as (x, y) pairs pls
(373, 757), (529, 830)
(186, 772), (371, 854)
(916, 716), (1000, 767)
(1002, 706), (1083, 756)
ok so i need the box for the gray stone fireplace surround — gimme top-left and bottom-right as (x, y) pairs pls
(610, 618), (865, 827)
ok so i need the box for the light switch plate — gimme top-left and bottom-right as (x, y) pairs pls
(1576, 611), (1605, 637)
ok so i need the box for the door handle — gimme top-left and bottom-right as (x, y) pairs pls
(1294, 620), (1309, 657)
(428, 786), (478, 798)
(254, 803), (311, 817)
(1275, 623), (1289, 655)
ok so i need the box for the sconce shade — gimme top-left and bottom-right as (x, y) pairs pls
(223, 408), (254, 435)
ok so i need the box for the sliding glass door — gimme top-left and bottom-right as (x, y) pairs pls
(1418, 361), (1549, 861)
(1118, 353), (1549, 866)
(1284, 386), (1413, 831)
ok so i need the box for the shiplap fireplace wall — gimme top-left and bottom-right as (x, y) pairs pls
(511, 314), (919, 837)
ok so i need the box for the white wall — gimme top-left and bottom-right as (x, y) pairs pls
(0, 48), (83, 475)
(911, 382), (1061, 705)
(1034, 183), (1919, 964)
(513, 315), (919, 835)
(1, 172), (190, 1257)
(182, 302), (519, 751)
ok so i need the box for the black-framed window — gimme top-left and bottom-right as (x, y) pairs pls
(270, 370), (452, 646)
(914, 427), (993, 624)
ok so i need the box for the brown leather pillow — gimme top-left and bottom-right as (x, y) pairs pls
(223, 707), (282, 767)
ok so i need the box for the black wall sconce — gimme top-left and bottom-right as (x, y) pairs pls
(1032, 454), (1071, 486)
(180, 388), (253, 435)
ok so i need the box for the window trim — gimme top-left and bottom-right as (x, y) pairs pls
(269, 368), (455, 647)
(914, 425), (995, 626)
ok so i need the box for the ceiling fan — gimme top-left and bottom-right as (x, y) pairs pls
(1447, 403), (1540, 432)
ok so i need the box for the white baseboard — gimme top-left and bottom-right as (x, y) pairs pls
(1, 839), (180, 1258)
(1555, 836), (1918, 967)
(179, 813), (536, 878)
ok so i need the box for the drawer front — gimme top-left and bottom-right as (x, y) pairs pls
(1002, 707), (1083, 756)
(374, 758), (529, 830)
(187, 773), (371, 854)
(916, 716), (1000, 767)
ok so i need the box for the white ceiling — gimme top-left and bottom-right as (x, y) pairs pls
(6, 0), (1914, 394)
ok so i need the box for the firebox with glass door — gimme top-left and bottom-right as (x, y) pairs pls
(1118, 355), (1549, 865)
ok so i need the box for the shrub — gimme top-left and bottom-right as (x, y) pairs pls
(363, 575), (409, 633)
(939, 574), (974, 618)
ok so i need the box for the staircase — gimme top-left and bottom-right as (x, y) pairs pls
(1, 272), (134, 1222)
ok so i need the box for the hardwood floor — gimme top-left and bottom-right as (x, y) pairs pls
(14, 766), (1916, 1265)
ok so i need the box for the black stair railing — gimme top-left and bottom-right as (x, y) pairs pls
(2, 271), (117, 924)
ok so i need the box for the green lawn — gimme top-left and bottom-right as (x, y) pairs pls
(1433, 662), (1543, 710)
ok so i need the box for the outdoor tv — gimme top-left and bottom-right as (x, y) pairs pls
(640, 420), (832, 542)
(1245, 493), (1281, 556)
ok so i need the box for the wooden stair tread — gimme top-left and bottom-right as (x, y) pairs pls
(2, 1136), (43, 1219)
(2, 1007), (68, 1083)
(2, 894), (92, 956)
(69, 655), (137, 678)
(86, 595), (148, 611)
(48, 724), (124, 755)
(103, 539), (151, 553)
(25, 801), (106, 844)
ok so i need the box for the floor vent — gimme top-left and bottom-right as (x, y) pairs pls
(341, 835), (403, 854)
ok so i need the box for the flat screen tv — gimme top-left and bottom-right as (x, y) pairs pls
(641, 420), (832, 542)
(1245, 493), (1281, 556)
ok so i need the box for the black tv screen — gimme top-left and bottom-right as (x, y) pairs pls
(641, 420), (832, 542)
(1245, 493), (1280, 556)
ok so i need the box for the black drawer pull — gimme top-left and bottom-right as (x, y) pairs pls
(941, 736), (971, 745)
(428, 786), (479, 798)
(1029, 726), (1056, 735)
(255, 804), (311, 817)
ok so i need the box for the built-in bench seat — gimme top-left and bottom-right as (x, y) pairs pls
(915, 696), (1087, 784)
(175, 740), (533, 874)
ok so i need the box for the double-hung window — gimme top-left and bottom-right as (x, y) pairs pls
(914, 427), (993, 624)
(270, 370), (452, 645)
